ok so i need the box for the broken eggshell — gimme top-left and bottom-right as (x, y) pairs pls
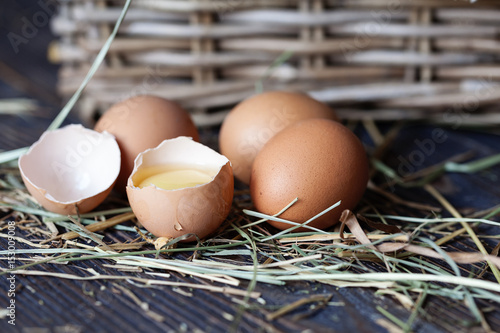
(18, 124), (121, 215)
(126, 136), (234, 242)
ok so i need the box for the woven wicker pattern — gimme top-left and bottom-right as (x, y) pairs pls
(50, 0), (500, 125)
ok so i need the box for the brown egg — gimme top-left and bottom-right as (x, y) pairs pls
(95, 95), (199, 192)
(126, 137), (234, 242)
(219, 91), (338, 184)
(250, 118), (369, 231)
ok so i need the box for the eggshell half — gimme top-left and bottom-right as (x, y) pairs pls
(18, 124), (121, 215)
(126, 137), (234, 241)
(219, 90), (338, 184)
(250, 119), (369, 231)
(95, 95), (199, 192)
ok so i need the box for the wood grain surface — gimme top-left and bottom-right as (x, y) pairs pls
(1, 2), (500, 333)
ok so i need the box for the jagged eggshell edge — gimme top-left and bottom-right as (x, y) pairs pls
(126, 136), (234, 241)
(18, 124), (121, 215)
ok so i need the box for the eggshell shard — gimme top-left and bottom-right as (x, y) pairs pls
(219, 90), (338, 184)
(18, 124), (121, 215)
(250, 118), (369, 231)
(126, 137), (234, 242)
(95, 95), (200, 192)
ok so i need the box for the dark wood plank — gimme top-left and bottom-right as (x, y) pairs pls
(1, 2), (500, 333)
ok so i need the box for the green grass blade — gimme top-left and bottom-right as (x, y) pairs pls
(0, 0), (132, 165)
(47, 0), (132, 131)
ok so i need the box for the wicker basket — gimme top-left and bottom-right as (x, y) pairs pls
(50, 0), (500, 126)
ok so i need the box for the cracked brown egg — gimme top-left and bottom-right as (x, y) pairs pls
(18, 124), (121, 215)
(250, 118), (369, 231)
(95, 95), (199, 192)
(126, 137), (234, 242)
(219, 91), (338, 184)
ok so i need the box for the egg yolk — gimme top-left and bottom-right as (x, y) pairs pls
(134, 165), (214, 190)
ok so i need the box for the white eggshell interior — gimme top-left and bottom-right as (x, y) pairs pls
(19, 124), (121, 203)
(129, 136), (229, 189)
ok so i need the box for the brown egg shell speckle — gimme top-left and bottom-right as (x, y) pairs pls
(250, 118), (369, 231)
(219, 90), (338, 184)
(126, 137), (234, 242)
(95, 95), (199, 192)
(18, 124), (121, 215)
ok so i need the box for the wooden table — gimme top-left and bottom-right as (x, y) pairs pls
(1, 3), (500, 332)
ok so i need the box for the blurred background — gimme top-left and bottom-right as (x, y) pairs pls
(2, 2), (500, 332)
(0, 0), (63, 150)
